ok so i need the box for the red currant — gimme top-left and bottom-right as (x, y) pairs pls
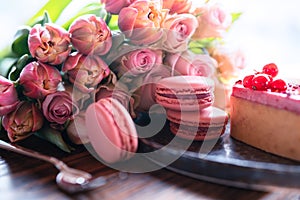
(270, 79), (287, 92)
(252, 74), (272, 91)
(243, 75), (254, 88)
(262, 63), (278, 78)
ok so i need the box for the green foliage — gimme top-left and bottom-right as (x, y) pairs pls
(26, 0), (72, 26)
(11, 26), (31, 57)
(34, 123), (74, 153)
(107, 14), (119, 31)
(62, 3), (106, 30)
(8, 54), (32, 81)
(232, 12), (242, 23)
(0, 58), (17, 77)
(188, 38), (216, 54)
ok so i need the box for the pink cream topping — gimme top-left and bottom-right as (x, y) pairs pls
(232, 83), (300, 114)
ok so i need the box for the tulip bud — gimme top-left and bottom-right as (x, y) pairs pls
(62, 52), (110, 93)
(0, 76), (20, 116)
(118, 0), (167, 45)
(19, 61), (62, 99)
(2, 101), (44, 142)
(162, 0), (192, 14)
(162, 13), (198, 53)
(101, 0), (137, 14)
(192, 4), (232, 39)
(28, 23), (71, 65)
(69, 15), (112, 55)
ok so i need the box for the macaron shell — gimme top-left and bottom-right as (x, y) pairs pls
(86, 98), (138, 163)
(167, 107), (228, 141)
(156, 76), (214, 92)
(155, 94), (213, 111)
(169, 121), (226, 141)
(155, 76), (214, 111)
(167, 107), (228, 126)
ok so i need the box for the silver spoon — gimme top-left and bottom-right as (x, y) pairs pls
(0, 140), (126, 193)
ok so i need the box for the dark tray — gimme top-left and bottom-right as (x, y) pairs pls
(136, 114), (300, 191)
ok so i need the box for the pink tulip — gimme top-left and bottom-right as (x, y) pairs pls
(42, 91), (79, 125)
(0, 76), (20, 116)
(162, 13), (198, 52)
(162, 0), (192, 14)
(69, 15), (112, 55)
(2, 101), (44, 142)
(101, 0), (137, 14)
(209, 45), (247, 82)
(19, 61), (62, 99)
(118, 0), (167, 45)
(28, 23), (71, 65)
(192, 4), (232, 39)
(120, 48), (163, 76)
(165, 50), (217, 77)
(62, 52), (110, 93)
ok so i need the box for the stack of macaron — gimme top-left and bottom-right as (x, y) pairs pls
(155, 76), (228, 141)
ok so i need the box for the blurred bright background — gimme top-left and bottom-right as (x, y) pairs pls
(0, 0), (299, 80)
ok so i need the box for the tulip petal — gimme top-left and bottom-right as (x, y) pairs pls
(118, 7), (138, 37)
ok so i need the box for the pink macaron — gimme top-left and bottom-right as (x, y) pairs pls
(155, 76), (214, 111)
(85, 97), (138, 163)
(167, 106), (228, 141)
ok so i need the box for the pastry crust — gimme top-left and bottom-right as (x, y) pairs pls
(230, 96), (300, 161)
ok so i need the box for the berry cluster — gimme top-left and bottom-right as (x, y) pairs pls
(242, 63), (287, 92)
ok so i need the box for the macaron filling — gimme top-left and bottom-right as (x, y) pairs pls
(156, 92), (212, 100)
(169, 122), (225, 136)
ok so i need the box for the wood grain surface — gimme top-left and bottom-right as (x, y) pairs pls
(1, 135), (300, 200)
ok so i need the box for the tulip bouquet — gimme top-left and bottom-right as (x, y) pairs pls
(0, 0), (244, 152)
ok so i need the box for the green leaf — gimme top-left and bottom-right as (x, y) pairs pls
(11, 26), (31, 57)
(0, 57), (18, 77)
(34, 124), (74, 153)
(188, 39), (216, 54)
(26, 0), (72, 26)
(108, 14), (119, 31)
(8, 54), (31, 81)
(62, 3), (105, 30)
(231, 12), (242, 23)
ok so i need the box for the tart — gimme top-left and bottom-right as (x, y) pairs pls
(230, 63), (300, 161)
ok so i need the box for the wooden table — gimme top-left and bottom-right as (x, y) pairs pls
(1, 135), (300, 200)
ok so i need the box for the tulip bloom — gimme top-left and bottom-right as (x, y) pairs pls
(42, 91), (79, 125)
(209, 45), (247, 82)
(162, 13), (198, 53)
(0, 76), (20, 116)
(192, 4), (232, 39)
(19, 61), (62, 99)
(101, 0), (137, 14)
(118, 0), (167, 45)
(162, 0), (192, 14)
(62, 52), (110, 93)
(69, 15), (112, 55)
(165, 50), (217, 77)
(2, 101), (44, 142)
(120, 48), (163, 76)
(28, 23), (71, 65)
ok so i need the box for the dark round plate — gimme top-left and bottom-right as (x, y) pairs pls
(136, 113), (300, 191)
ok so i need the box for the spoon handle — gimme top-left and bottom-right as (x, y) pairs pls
(0, 140), (66, 170)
